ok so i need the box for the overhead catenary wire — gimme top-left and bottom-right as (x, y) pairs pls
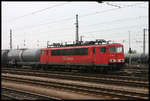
(6, 2), (70, 23)
(5, 2), (106, 24)
(13, 17), (74, 31)
(82, 24), (148, 34)
(13, 2), (147, 32)
(9, 21), (149, 43)
(105, 2), (122, 8)
(13, 7), (141, 31)
(6, 1), (146, 23)
(4, 2), (148, 50)
(113, 2), (147, 8)
(28, 15), (148, 35)
(28, 15), (147, 35)
(13, 7), (121, 31)
(12, 2), (130, 31)
(104, 2), (147, 8)
(80, 15), (147, 27)
(32, 24), (148, 38)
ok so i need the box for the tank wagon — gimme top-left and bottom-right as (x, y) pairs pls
(124, 53), (149, 64)
(18, 49), (41, 66)
(7, 49), (23, 63)
(1, 50), (9, 66)
(6, 49), (41, 66)
(2, 40), (125, 72)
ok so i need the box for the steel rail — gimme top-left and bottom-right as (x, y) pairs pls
(2, 67), (148, 82)
(2, 69), (148, 88)
(2, 87), (61, 100)
(2, 76), (148, 100)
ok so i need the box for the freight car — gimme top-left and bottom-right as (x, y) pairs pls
(1, 50), (9, 66)
(124, 53), (149, 64)
(2, 40), (125, 72)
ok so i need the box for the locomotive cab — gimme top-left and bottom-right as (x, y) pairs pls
(108, 44), (125, 67)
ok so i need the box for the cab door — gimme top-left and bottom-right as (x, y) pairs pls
(96, 46), (107, 64)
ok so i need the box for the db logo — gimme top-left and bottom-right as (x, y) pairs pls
(62, 57), (73, 60)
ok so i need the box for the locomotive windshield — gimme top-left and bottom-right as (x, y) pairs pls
(109, 46), (123, 53)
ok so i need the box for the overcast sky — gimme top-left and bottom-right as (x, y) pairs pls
(2, 1), (149, 53)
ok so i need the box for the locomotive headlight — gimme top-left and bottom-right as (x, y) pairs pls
(109, 59), (116, 62)
(122, 59), (124, 62)
(118, 59), (124, 62)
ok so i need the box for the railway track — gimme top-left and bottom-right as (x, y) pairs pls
(2, 73), (148, 100)
(2, 87), (61, 100)
(2, 67), (148, 81)
(3, 65), (149, 78)
(109, 64), (149, 78)
(2, 67), (148, 88)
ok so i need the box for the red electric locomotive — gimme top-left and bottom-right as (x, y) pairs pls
(40, 40), (125, 71)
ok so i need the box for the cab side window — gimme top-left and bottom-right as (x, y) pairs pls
(93, 48), (95, 54)
(100, 47), (106, 53)
(41, 50), (44, 54)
